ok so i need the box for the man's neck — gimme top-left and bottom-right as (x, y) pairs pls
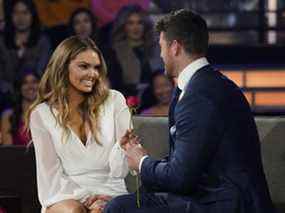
(176, 54), (205, 77)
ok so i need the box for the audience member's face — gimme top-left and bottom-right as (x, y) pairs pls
(68, 49), (100, 94)
(159, 32), (175, 78)
(73, 12), (93, 39)
(12, 2), (32, 32)
(153, 75), (173, 105)
(125, 13), (144, 41)
(21, 74), (39, 102)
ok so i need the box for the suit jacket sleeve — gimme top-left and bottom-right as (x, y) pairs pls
(140, 93), (224, 194)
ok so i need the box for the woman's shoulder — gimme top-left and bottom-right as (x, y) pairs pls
(29, 102), (57, 129)
(30, 102), (50, 118)
(103, 89), (127, 113)
(108, 89), (126, 103)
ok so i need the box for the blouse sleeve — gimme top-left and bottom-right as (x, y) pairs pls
(30, 109), (92, 208)
(108, 91), (131, 178)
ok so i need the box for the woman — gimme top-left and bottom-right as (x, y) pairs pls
(140, 71), (174, 116)
(1, 70), (39, 145)
(109, 4), (163, 96)
(0, 0), (51, 92)
(90, 0), (150, 27)
(69, 8), (99, 43)
(25, 36), (130, 213)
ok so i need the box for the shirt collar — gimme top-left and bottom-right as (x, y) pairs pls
(177, 57), (209, 91)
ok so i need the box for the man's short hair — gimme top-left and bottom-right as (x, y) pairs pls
(156, 9), (209, 55)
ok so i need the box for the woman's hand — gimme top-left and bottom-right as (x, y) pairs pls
(120, 129), (140, 151)
(89, 199), (106, 213)
(84, 195), (112, 212)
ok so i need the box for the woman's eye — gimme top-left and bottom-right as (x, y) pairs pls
(79, 64), (88, 69)
(94, 65), (101, 70)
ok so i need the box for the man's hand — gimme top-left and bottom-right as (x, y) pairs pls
(125, 142), (147, 172)
(120, 130), (148, 172)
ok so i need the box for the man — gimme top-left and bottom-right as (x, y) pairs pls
(104, 9), (274, 213)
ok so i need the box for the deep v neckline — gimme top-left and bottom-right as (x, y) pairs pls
(68, 126), (91, 147)
(67, 118), (92, 147)
(45, 103), (92, 147)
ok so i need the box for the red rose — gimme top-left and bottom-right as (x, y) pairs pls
(126, 96), (140, 108)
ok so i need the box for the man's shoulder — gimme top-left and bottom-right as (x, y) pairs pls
(189, 65), (239, 95)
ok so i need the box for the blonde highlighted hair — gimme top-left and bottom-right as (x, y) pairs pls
(25, 36), (110, 144)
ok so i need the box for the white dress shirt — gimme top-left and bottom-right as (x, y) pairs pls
(139, 57), (210, 172)
(177, 57), (209, 99)
(30, 90), (130, 212)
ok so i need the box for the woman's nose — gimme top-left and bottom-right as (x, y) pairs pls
(88, 69), (99, 78)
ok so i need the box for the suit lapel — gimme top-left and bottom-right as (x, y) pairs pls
(168, 87), (182, 156)
(169, 87), (182, 127)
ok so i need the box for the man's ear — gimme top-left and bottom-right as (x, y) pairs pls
(171, 40), (182, 56)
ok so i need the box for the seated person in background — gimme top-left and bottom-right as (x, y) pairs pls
(140, 71), (174, 116)
(25, 36), (130, 213)
(34, 0), (90, 28)
(0, 0), (51, 92)
(90, 0), (150, 28)
(0, 0), (4, 31)
(108, 4), (163, 96)
(1, 70), (39, 145)
(68, 8), (101, 46)
(0, 80), (13, 114)
(90, 0), (150, 47)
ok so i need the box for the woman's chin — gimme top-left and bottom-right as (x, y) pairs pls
(80, 87), (93, 93)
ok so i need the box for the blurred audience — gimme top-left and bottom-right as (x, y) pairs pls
(91, 0), (151, 56)
(0, 80), (13, 114)
(0, 0), (4, 31)
(140, 71), (173, 116)
(108, 4), (163, 96)
(0, 0), (51, 93)
(68, 8), (100, 45)
(91, 0), (150, 27)
(1, 70), (39, 145)
(151, 0), (187, 12)
(34, 0), (90, 27)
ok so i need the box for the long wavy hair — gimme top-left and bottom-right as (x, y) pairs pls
(25, 36), (110, 144)
(111, 4), (156, 56)
(4, 0), (42, 49)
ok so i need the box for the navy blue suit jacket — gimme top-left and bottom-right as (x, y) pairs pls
(140, 65), (275, 213)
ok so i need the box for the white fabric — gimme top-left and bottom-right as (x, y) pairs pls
(139, 155), (149, 173)
(177, 57), (209, 100)
(30, 90), (130, 212)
